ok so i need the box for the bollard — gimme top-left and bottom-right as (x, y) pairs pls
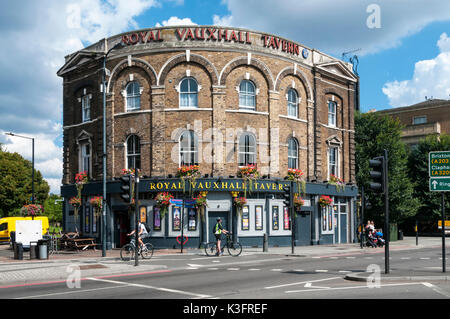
(16, 243), (23, 260)
(38, 240), (48, 260)
(30, 242), (37, 259)
(13, 242), (17, 260)
(263, 233), (268, 252)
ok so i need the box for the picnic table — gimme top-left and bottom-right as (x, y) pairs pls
(61, 237), (97, 251)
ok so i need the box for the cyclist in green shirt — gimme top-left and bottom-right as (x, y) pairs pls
(213, 218), (229, 256)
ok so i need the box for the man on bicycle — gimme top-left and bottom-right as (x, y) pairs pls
(213, 218), (228, 256)
(127, 221), (149, 250)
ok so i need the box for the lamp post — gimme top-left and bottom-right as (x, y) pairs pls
(100, 41), (125, 257)
(5, 132), (35, 204)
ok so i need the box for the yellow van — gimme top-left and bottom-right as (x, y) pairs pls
(0, 216), (49, 243)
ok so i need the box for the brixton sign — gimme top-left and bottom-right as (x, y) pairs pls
(429, 151), (450, 177)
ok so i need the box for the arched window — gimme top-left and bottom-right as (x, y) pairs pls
(287, 89), (298, 118)
(288, 138), (298, 169)
(126, 135), (141, 169)
(239, 80), (256, 110)
(126, 81), (141, 111)
(238, 133), (256, 166)
(179, 131), (198, 166)
(179, 77), (198, 108)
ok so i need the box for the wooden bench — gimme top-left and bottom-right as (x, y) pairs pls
(65, 238), (97, 251)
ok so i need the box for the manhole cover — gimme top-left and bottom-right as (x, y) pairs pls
(78, 264), (108, 270)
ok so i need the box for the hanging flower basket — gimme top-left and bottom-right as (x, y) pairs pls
(69, 196), (81, 208)
(287, 168), (306, 195)
(176, 165), (201, 194)
(90, 196), (103, 218)
(328, 174), (345, 192)
(193, 191), (208, 221)
(75, 171), (88, 185)
(155, 192), (174, 219)
(293, 194), (304, 211)
(121, 168), (137, 176)
(238, 165), (259, 197)
(233, 196), (247, 216)
(20, 204), (43, 217)
(318, 195), (333, 208)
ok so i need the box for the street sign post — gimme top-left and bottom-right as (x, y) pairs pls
(430, 178), (450, 192)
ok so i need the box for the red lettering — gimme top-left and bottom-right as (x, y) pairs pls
(263, 35), (269, 47)
(139, 32), (148, 43)
(282, 40), (287, 52)
(229, 30), (238, 42)
(129, 33), (139, 44)
(175, 28), (186, 40)
(195, 28), (205, 40)
(246, 32), (251, 44)
(122, 35), (130, 45)
(147, 31), (155, 41)
(185, 28), (195, 40)
(294, 44), (299, 55)
(207, 28), (217, 40)
(157, 29), (162, 41)
(218, 29), (228, 41)
(238, 31), (244, 43)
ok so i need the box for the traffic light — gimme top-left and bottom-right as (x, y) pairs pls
(119, 174), (132, 204)
(282, 184), (292, 207)
(369, 156), (385, 193)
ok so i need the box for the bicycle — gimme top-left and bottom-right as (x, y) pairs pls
(120, 236), (154, 261)
(205, 233), (242, 257)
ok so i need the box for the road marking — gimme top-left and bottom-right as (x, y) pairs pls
(248, 268), (260, 271)
(338, 270), (352, 273)
(293, 269), (304, 272)
(271, 269), (283, 272)
(86, 277), (212, 299)
(227, 268), (240, 271)
(285, 282), (423, 294)
(421, 282), (450, 298)
(16, 285), (128, 299)
(265, 277), (341, 290)
(315, 270), (328, 273)
(207, 268), (219, 271)
(401, 257), (411, 260)
(420, 257), (431, 260)
(304, 282), (330, 289)
(346, 257), (356, 259)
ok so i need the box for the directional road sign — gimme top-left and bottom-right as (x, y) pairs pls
(429, 151), (450, 177)
(430, 177), (450, 192)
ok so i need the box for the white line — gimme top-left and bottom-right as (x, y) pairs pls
(420, 258), (431, 260)
(421, 282), (450, 298)
(285, 282), (423, 294)
(271, 269), (283, 272)
(227, 268), (240, 271)
(248, 268), (260, 271)
(16, 285), (127, 299)
(86, 277), (212, 299)
(207, 268), (219, 270)
(315, 270), (328, 273)
(265, 277), (341, 290)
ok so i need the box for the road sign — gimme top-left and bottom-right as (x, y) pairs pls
(429, 151), (450, 177)
(438, 220), (450, 230)
(430, 177), (450, 192)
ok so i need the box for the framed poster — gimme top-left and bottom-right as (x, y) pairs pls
(140, 206), (147, 223)
(283, 207), (290, 230)
(188, 208), (197, 231)
(272, 206), (279, 230)
(84, 205), (90, 233)
(92, 212), (97, 233)
(241, 205), (249, 230)
(255, 205), (263, 230)
(172, 206), (181, 231)
(153, 206), (161, 231)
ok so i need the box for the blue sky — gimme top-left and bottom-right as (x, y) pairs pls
(0, 0), (450, 194)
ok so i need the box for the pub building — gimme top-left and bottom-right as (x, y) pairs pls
(58, 26), (359, 249)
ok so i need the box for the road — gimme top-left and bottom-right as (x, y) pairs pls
(2, 246), (450, 302)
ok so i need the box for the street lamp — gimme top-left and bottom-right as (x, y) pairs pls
(100, 41), (125, 257)
(5, 132), (35, 204)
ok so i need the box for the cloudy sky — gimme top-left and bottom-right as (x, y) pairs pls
(1, 0), (449, 195)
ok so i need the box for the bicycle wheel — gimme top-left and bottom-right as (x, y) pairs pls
(120, 244), (135, 261)
(227, 241), (242, 257)
(205, 242), (218, 256)
(141, 243), (154, 259)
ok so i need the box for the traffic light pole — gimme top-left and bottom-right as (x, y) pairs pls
(360, 186), (365, 249)
(290, 182), (295, 255)
(384, 149), (390, 274)
(442, 192), (446, 273)
(135, 169), (139, 267)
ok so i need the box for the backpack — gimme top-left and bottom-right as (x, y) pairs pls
(144, 223), (151, 233)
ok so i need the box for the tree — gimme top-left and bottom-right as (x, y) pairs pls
(407, 134), (450, 232)
(43, 194), (63, 225)
(0, 148), (50, 217)
(355, 111), (418, 226)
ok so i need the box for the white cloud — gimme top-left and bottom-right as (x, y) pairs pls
(155, 16), (197, 27)
(382, 32), (450, 107)
(213, 0), (450, 56)
(0, 0), (157, 195)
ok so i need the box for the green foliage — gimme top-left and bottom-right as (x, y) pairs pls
(355, 111), (418, 225)
(43, 194), (63, 224)
(407, 134), (450, 226)
(0, 148), (50, 217)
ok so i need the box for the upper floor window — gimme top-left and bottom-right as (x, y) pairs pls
(238, 133), (256, 166)
(328, 100), (337, 127)
(179, 77), (198, 108)
(179, 131), (198, 166)
(126, 135), (141, 170)
(288, 138), (299, 169)
(239, 80), (256, 110)
(287, 89), (298, 118)
(81, 94), (90, 122)
(413, 116), (427, 125)
(328, 146), (338, 179)
(126, 81), (141, 111)
(80, 143), (91, 176)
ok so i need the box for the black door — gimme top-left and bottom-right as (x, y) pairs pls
(296, 211), (311, 246)
(208, 211), (229, 242)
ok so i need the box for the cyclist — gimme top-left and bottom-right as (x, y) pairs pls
(127, 221), (149, 251)
(213, 218), (228, 256)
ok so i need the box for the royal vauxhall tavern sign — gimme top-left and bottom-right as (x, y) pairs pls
(429, 151), (450, 192)
(120, 27), (309, 59)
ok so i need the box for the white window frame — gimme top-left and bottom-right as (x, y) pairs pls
(328, 100), (337, 127)
(125, 81), (141, 111)
(126, 135), (141, 170)
(238, 133), (256, 166)
(81, 94), (91, 122)
(80, 142), (91, 176)
(179, 77), (199, 108)
(239, 80), (256, 110)
(287, 89), (298, 118)
(287, 137), (298, 169)
(412, 116), (427, 125)
(327, 146), (339, 179)
(179, 130), (199, 166)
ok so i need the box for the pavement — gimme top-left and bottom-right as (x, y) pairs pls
(0, 236), (449, 286)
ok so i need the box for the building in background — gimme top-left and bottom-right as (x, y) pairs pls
(57, 26), (358, 249)
(377, 99), (450, 148)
